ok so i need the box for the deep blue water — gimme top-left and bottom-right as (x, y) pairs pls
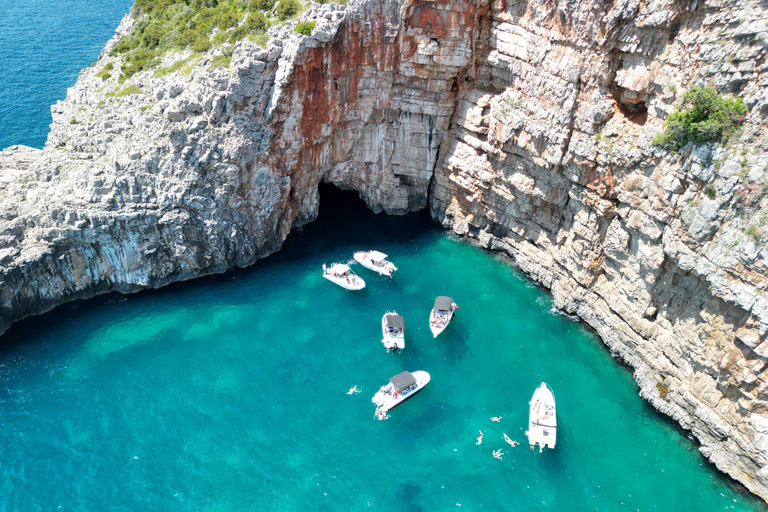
(0, 0), (132, 150)
(0, 1), (766, 510)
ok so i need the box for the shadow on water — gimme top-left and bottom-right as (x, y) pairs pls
(436, 326), (469, 364)
(396, 480), (425, 512)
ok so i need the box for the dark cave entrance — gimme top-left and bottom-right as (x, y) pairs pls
(610, 86), (649, 126)
(285, 181), (437, 256)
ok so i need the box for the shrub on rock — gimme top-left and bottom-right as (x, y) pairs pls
(653, 86), (748, 152)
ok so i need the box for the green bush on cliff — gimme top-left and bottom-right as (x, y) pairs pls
(112, 0), (282, 81)
(653, 86), (748, 152)
(276, 0), (301, 20)
(294, 20), (315, 36)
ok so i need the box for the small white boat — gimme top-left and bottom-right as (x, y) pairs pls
(322, 263), (365, 290)
(429, 296), (458, 337)
(381, 311), (405, 351)
(372, 370), (430, 415)
(353, 250), (397, 276)
(526, 382), (557, 452)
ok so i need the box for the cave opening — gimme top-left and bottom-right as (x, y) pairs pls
(282, 181), (436, 261)
(610, 86), (649, 126)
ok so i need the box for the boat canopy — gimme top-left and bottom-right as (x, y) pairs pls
(434, 296), (453, 311)
(385, 314), (405, 330)
(390, 371), (416, 391)
(327, 263), (350, 274)
(368, 250), (388, 261)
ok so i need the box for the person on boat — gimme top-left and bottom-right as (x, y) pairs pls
(476, 431), (484, 445)
(491, 416), (502, 422)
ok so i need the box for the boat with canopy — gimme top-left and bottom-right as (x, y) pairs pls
(381, 311), (405, 351)
(372, 370), (430, 417)
(322, 263), (365, 290)
(429, 296), (458, 337)
(353, 250), (397, 276)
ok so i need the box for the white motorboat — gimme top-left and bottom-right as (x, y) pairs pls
(372, 370), (430, 415)
(322, 263), (365, 290)
(526, 382), (557, 452)
(381, 311), (405, 351)
(353, 250), (397, 276)
(429, 296), (458, 337)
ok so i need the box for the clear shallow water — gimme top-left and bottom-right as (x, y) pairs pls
(0, 185), (765, 511)
(0, 0), (133, 150)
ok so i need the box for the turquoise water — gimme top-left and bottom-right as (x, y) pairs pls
(0, 185), (765, 511)
(0, 0), (132, 150)
(0, 0), (765, 508)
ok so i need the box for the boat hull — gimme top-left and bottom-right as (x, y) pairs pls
(372, 370), (430, 413)
(353, 252), (397, 276)
(526, 382), (557, 450)
(322, 273), (365, 290)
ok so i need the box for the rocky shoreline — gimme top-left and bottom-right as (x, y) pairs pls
(2, 0), (768, 501)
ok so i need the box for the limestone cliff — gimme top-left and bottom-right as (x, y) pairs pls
(1, 0), (768, 500)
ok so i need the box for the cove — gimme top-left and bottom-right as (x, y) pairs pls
(0, 184), (764, 511)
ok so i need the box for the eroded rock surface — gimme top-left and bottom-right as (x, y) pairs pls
(1, 0), (768, 500)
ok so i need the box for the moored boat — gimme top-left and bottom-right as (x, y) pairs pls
(526, 382), (557, 452)
(381, 311), (405, 351)
(372, 370), (430, 416)
(429, 296), (458, 337)
(322, 263), (365, 290)
(353, 250), (397, 276)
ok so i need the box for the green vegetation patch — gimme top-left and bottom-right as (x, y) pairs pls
(153, 54), (202, 77)
(294, 20), (315, 36)
(111, 0), (275, 82)
(247, 32), (270, 47)
(96, 62), (114, 81)
(276, 0), (302, 20)
(746, 225), (762, 242)
(116, 85), (143, 97)
(210, 46), (233, 68)
(653, 86), (748, 152)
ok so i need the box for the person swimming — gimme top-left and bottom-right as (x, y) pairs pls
(493, 448), (504, 460)
(347, 385), (360, 395)
(491, 416), (502, 422)
(503, 433), (519, 447)
(476, 430), (484, 445)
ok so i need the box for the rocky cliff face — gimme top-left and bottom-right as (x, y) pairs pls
(1, 0), (768, 500)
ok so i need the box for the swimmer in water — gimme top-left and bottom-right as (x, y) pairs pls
(491, 416), (502, 422)
(493, 449), (504, 460)
(347, 386), (360, 395)
(503, 433), (519, 447)
(476, 430), (484, 445)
